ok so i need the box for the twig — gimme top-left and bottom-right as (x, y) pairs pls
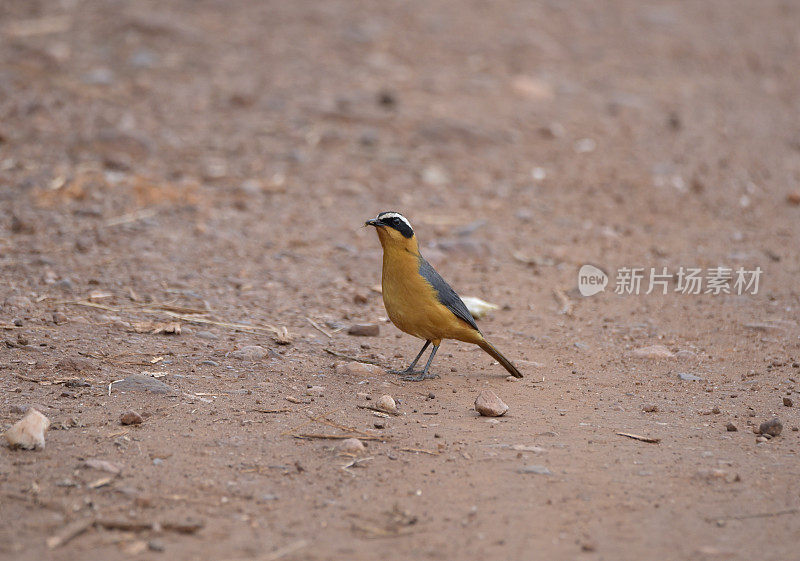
(58, 300), (281, 336)
(399, 448), (439, 455)
(281, 408), (345, 436)
(306, 317), (333, 338)
(105, 207), (158, 227)
(553, 288), (573, 316)
(46, 518), (94, 549)
(342, 456), (374, 469)
(709, 508), (798, 522)
(161, 520), (204, 534)
(5, 491), (67, 513)
(108, 379), (124, 396)
(250, 408), (291, 414)
(13, 372), (44, 383)
(357, 404), (400, 417)
(324, 348), (383, 366)
(293, 433), (386, 441)
(350, 522), (413, 538)
(309, 413), (372, 436)
(616, 432), (660, 444)
(151, 303), (209, 315)
(160, 311), (282, 336)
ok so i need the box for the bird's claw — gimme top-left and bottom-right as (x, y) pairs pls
(400, 372), (439, 382)
(388, 368), (421, 375)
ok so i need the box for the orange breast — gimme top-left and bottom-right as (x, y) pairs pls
(381, 249), (481, 345)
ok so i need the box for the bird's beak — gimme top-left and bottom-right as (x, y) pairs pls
(364, 218), (381, 227)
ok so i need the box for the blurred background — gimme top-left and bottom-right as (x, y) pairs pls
(2, 1), (799, 285)
(3, 0), (799, 359)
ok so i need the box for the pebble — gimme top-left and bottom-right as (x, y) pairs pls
(56, 357), (94, 373)
(519, 465), (551, 475)
(120, 411), (143, 425)
(783, 397), (793, 407)
(758, 418), (783, 437)
(376, 394), (398, 415)
(196, 331), (219, 340)
(13, 318), (23, 326)
(347, 324), (380, 337)
(631, 345), (674, 359)
(3, 408), (50, 450)
(231, 345), (269, 361)
(335, 362), (383, 377)
(460, 296), (499, 320)
(374, 419), (386, 429)
(678, 372), (703, 381)
(305, 385), (325, 396)
(337, 438), (366, 455)
(115, 375), (172, 395)
(148, 539), (165, 552)
(200, 360), (219, 366)
(84, 458), (123, 475)
(422, 165), (449, 186)
(725, 422), (738, 432)
(756, 436), (769, 443)
(642, 403), (658, 413)
(474, 390), (509, 417)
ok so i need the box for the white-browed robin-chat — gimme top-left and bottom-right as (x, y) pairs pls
(365, 211), (523, 381)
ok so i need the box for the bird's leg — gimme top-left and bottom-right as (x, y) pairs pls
(389, 341), (430, 375)
(401, 344), (440, 382)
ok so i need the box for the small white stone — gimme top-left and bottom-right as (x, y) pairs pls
(337, 438), (366, 455)
(461, 296), (499, 320)
(4, 408), (50, 450)
(376, 394), (398, 415)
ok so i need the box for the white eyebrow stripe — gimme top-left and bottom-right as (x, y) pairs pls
(377, 212), (412, 230)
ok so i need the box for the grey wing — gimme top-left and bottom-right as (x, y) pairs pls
(417, 256), (480, 332)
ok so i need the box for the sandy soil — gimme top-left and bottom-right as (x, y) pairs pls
(2, 1), (800, 560)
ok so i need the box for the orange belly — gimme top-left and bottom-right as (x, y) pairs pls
(382, 253), (481, 345)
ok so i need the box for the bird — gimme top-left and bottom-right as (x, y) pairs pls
(365, 211), (523, 381)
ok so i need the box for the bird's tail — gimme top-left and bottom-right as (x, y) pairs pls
(478, 339), (523, 378)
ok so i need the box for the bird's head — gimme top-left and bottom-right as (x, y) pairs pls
(365, 211), (418, 252)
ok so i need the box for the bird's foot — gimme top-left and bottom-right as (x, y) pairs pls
(400, 372), (439, 382)
(388, 367), (421, 375)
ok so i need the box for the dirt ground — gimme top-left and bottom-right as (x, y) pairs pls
(2, 1), (800, 559)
